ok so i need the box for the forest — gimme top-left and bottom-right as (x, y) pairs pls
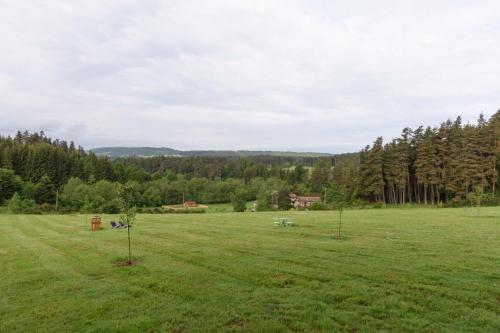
(0, 111), (498, 213)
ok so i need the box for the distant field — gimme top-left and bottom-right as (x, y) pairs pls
(1, 208), (499, 332)
(206, 202), (235, 213)
(205, 202), (254, 213)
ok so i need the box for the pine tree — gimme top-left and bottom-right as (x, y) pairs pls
(488, 110), (500, 194)
(415, 127), (436, 204)
(34, 175), (56, 204)
(310, 158), (332, 192)
(395, 129), (411, 205)
(360, 137), (385, 202)
(382, 141), (398, 205)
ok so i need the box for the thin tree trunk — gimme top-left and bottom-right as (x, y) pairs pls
(415, 181), (418, 203)
(436, 184), (440, 205)
(424, 185), (428, 205)
(127, 227), (132, 263)
(337, 209), (342, 239)
(493, 159), (497, 195)
(407, 174), (412, 203)
(431, 185), (434, 205)
(416, 183), (421, 204)
(389, 185), (392, 205)
(443, 167), (448, 203)
(381, 171), (385, 203)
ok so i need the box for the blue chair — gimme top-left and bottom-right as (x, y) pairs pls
(110, 221), (121, 229)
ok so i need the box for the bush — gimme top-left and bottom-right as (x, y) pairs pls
(230, 190), (247, 212)
(163, 207), (206, 214)
(22, 199), (37, 213)
(351, 198), (368, 207)
(308, 202), (327, 210)
(482, 193), (499, 206)
(7, 193), (23, 213)
(8, 193), (38, 214)
(38, 203), (54, 212)
(101, 198), (122, 214)
(371, 202), (385, 209)
(256, 188), (272, 211)
(0, 169), (23, 205)
(136, 207), (168, 214)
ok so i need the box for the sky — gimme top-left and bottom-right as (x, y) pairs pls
(1, 0), (499, 153)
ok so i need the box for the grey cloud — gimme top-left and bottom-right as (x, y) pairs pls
(1, 0), (499, 153)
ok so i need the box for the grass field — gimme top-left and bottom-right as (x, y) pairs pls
(1, 208), (499, 332)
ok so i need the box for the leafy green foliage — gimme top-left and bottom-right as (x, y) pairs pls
(34, 175), (56, 204)
(120, 184), (138, 263)
(1, 110), (498, 214)
(230, 189), (247, 212)
(360, 112), (499, 205)
(327, 182), (349, 239)
(7, 192), (36, 213)
(255, 178), (291, 211)
(7, 193), (22, 213)
(466, 185), (488, 216)
(328, 182), (349, 210)
(310, 158), (332, 192)
(0, 168), (23, 204)
(308, 202), (327, 210)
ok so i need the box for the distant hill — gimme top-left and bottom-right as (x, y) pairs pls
(90, 147), (333, 158)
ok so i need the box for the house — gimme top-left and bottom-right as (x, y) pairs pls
(183, 201), (198, 208)
(289, 193), (322, 208)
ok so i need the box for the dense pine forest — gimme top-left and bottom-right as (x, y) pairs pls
(360, 112), (499, 205)
(0, 111), (498, 213)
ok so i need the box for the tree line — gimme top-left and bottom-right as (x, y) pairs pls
(359, 111), (499, 205)
(0, 110), (498, 213)
(0, 131), (355, 212)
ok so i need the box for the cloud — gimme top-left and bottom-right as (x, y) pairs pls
(1, 0), (499, 152)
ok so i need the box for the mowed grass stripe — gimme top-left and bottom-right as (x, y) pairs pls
(0, 208), (499, 332)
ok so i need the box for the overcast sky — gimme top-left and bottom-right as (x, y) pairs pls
(1, 1), (499, 152)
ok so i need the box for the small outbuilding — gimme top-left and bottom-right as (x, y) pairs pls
(183, 201), (198, 208)
(289, 193), (322, 208)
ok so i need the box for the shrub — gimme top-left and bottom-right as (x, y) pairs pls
(230, 190), (247, 212)
(371, 202), (385, 209)
(7, 193), (23, 213)
(102, 198), (122, 214)
(137, 207), (167, 214)
(8, 193), (38, 214)
(38, 203), (54, 212)
(0, 169), (24, 205)
(482, 193), (499, 206)
(308, 202), (327, 210)
(350, 198), (368, 207)
(163, 207), (206, 214)
(22, 199), (36, 212)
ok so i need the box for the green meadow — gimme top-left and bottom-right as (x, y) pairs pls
(1, 208), (499, 332)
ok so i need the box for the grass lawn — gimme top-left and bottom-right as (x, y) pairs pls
(0, 208), (499, 332)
